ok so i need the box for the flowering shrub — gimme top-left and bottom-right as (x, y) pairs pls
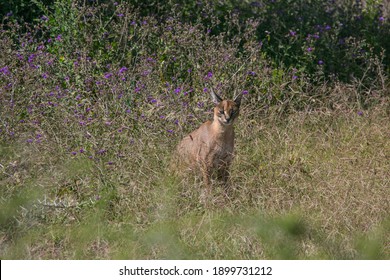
(1, 0), (388, 155)
(117, 0), (390, 80)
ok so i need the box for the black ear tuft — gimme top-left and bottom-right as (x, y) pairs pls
(210, 88), (223, 104)
(233, 94), (242, 107)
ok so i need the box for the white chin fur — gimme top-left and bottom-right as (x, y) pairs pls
(220, 119), (233, 125)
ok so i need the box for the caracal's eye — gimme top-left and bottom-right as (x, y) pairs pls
(219, 109), (224, 114)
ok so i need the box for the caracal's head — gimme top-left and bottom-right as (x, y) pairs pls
(210, 89), (242, 126)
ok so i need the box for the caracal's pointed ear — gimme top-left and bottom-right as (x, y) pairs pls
(233, 93), (242, 107)
(210, 88), (223, 104)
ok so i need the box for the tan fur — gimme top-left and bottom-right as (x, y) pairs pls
(174, 90), (242, 191)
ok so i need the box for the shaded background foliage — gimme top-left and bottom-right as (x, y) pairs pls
(2, 0), (389, 81)
(126, 0), (390, 80)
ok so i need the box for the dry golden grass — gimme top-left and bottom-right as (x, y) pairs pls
(1, 103), (388, 259)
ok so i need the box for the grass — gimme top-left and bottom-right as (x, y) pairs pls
(1, 102), (389, 259)
(0, 0), (389, 260)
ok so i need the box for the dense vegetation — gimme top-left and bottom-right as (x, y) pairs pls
(1, 0), (389, 259)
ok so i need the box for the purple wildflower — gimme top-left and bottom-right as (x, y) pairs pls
(205, 71), (213, 79)
(118, 66), (127, 74)
(104, 72), (113, 79)
(247, 71), (256, 76)
(357, 111), (363, 116)
(242, 90), (249, 95)
(28, 54), (35, 64)
(0, 66), (10, 76)
(142, 70), (151, 76)
(318, 60), (324, 65)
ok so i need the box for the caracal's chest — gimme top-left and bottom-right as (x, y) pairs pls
(198, 131), (234, 167)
